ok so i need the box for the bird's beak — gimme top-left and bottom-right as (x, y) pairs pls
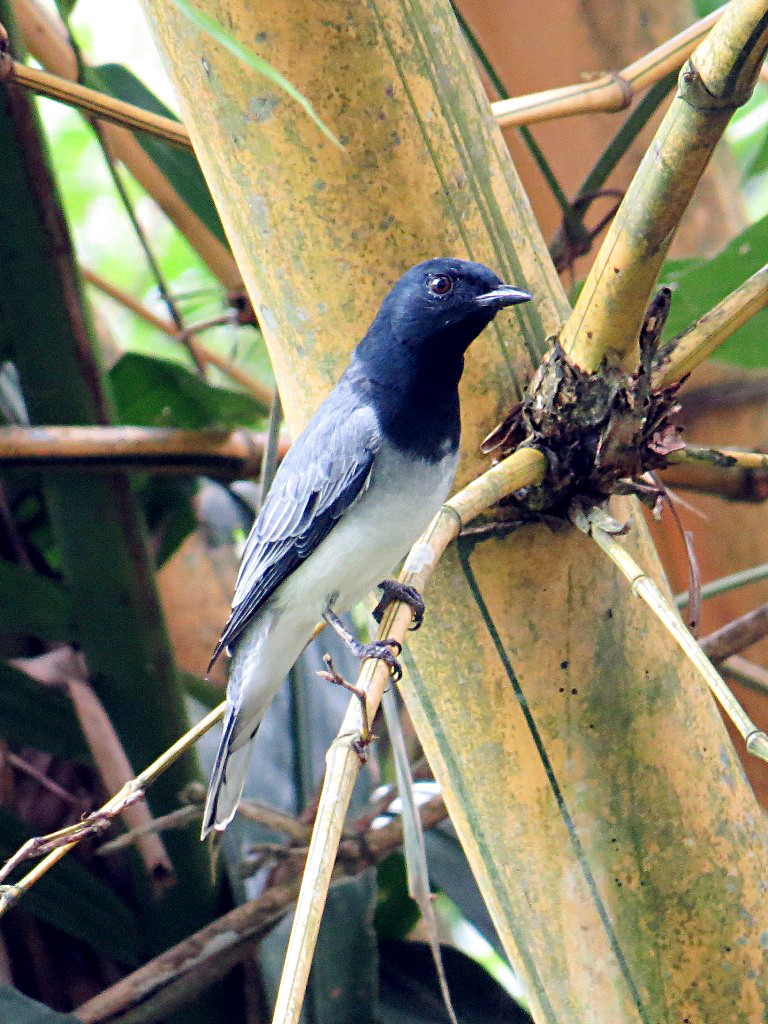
(475, 285), (532, 311)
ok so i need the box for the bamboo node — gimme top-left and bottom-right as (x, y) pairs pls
(745, 730), (768, 763)
(679, 58), (750, 112)
(481, 289), (686, 520)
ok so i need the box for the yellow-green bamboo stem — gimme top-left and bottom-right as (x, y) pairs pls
(560, 0), (768, 372)
(654, 263), (768, 387)
(670, 444), (768, 472)
(142, 1), (768, 1021)
(491, 6), (722, 128)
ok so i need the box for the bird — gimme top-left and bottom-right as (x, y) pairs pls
(201, 257), (532, 837)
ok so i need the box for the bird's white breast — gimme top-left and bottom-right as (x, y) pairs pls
(274, 444), (459, 623)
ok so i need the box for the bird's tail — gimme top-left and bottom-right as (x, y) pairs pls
(201, 708), (257, 839)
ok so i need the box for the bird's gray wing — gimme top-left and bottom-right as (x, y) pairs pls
(208, 395), (380, 670)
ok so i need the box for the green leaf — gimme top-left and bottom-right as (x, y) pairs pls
(110, 352), (268, 427)
(170, 0), (342, 148)
(0, 558), (73, 644)
(660, 213), (768, 369)
(0, 808), (143, 965)
(136, 476), (196, 567)
(0, 987), (79, 1023)
(0, 662), (91, 763)
(84, 64), (229, 249)
(374, 853), (421, 941)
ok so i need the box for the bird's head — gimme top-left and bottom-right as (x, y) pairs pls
(365, 258), (531, 371)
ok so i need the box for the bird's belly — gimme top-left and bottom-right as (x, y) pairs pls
(275, 449), (457, 619)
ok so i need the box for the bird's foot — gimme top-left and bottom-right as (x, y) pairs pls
(373, 580), (425, 631)
(356, 637), (403, 682)
(323, 607), (404, 681)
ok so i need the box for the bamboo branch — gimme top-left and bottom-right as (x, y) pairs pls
(559, 0), (768, 372)
(0, 425), (289, 477)
(590, 524), (768, 762)
(0, 39), (191, 147)
(491, 6), (723, 128)
(0, 6), (727, 152)
(661, 444), (768, 500)
(722, 655), (768, 698)
(676, 561), (768, 606)
(82, 267), (274, 406)
(653, 263), (768, 388)
(75, 795), (447, 1024)
(700, 603), (768, 663)
(0, 445), (543, 924)
(0, 704), (225, 916)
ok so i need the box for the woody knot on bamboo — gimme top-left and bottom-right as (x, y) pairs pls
(482, 289), (686, 518)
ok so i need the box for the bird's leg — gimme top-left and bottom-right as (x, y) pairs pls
(372, 580), (425, 631)
(322, 606), (403, 682)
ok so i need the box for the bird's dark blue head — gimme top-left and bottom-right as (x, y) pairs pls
(350, 259), (531, 461)
(356, 257), (531, 386)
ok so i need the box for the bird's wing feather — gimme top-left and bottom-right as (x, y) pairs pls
(208, 393), (380, 670)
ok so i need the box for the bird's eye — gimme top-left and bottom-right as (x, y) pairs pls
(427, 273), (453, 296)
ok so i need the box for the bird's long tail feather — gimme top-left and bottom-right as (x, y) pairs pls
(201, 709), (256, 839)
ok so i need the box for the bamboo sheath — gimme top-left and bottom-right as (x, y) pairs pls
(140, 2), (768, 1022)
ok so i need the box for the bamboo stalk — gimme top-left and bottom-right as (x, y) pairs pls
(559, 0), (768, 372)
(591, 525), (768, 760)
(0, 50), (191, 146)
(0, 425), (281, 477)
(11, 0), (240, 289)
(491, 6), (723, 128)
(700, 603), (768, 663)
(653, 263), (768, 387)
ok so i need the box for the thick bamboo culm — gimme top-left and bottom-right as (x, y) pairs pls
(140, 2), (768, 1022)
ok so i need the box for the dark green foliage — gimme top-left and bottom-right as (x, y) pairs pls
(0, 663), (90, 763)
(378, 940), (532, 1024)
(660, 213), (768, 369)
(110, 351), (268, 427)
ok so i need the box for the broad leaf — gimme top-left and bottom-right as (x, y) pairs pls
(0, 558), (73, 644)
(110, 352), (267, 428)
(0, 987), (78, 1023)
(660, 214), (768, 369)
(0, 663), (90, 764)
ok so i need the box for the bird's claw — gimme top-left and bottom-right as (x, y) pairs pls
(359, 638), (403, 682)
(373, 580), (426, 631)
